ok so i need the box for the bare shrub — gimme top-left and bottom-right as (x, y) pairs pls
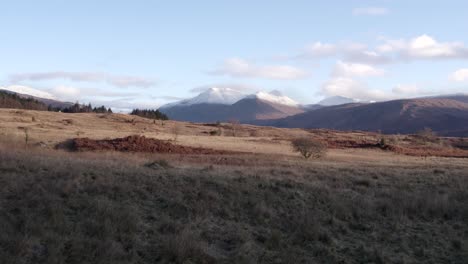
(17, 127), (29, 145)
(162, 230), (215, 264)
(172, 123), (181, 141)
(291, 138), (327, 159)
(62, 119), (74, 125)
(417, 127), (438, 144)
(249, 129), (261, 137)
(209, 129), (221, 136)
(144, 159), (172, 170)
(24, 127), (29, 145)
(452, 139), (468, 150)
(378, 137), (386, 148)
(229, 119), (240, 137)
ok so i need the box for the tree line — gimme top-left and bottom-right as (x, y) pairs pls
(0, 91), (113, 113)
(0, 91), (172, 120)
(0, 91), (49, 111)
(49, 103), (113, 113)
(130, 109), (169, 120)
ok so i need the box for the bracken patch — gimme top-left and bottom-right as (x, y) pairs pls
(68, 135), (235, 155)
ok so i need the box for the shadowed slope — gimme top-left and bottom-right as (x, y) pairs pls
(259, 97), (468, 136)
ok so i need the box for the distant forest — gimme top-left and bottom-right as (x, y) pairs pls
(49, 103), (113, 114)
(0, 91), (49, 111)
(0, 91), (112, 113)
(0, 91), (172, 119)
(130, 109), (169, 120)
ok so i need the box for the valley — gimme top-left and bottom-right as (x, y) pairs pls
(1, 108), (467, 263)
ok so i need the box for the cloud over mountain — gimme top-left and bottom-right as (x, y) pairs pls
(210, 58), (308, 80)
(450, 69), (468, 82)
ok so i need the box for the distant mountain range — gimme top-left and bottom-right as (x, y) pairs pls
(159, 88), (306, 122)
(2, 85), (467, 136)
(159, 88), (468, 136)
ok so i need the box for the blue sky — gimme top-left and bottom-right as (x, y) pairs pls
(1, 0), (468, 110)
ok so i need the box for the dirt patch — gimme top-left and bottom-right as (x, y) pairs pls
(66, 135), (235, 155)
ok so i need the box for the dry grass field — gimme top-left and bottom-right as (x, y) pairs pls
(1, 109), (468, 263)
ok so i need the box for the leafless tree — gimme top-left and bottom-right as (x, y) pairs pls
(291, 138), (327, 159)
(172, 123), (181, 141)
(229, 119), (240, 137)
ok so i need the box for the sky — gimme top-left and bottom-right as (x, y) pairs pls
(1, 0), (468, 111)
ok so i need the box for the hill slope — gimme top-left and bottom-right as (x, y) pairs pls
(259, 97), (468, 136)
(0, 90), (49, 110)
(0, 88), (73, 109)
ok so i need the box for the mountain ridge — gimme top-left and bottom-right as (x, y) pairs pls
(254, 96), (468, 136)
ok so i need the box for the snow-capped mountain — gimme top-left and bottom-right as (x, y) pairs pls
(160, 87), (246, 109)
(247, 90), (299, 106)
(0, 85), (56, 100)
(159, 88), (304, 122)
(318, 95), (359, 106)
(160, 88), (300, 109)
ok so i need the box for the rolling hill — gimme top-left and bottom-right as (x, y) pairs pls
(0, 87), (73, 109)
(256, 96), (468, 136)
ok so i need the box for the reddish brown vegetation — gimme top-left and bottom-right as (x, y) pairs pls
(70, 135), (234, 154)
(306, 129), (468, 158)
(383, 145), (468, 158)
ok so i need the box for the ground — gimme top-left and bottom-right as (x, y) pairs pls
(0, 109), (467, 263)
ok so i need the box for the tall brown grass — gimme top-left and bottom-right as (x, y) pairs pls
(0, 143), (467, 263)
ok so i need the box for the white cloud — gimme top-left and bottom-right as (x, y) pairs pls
(333, 61), (385, 78)
(85, 98), (161, 113)
(378, 35), (468, 60)
(392, 84), (421, 95)
(321, 79), (434, 101)
(297, 35), (468, 64)
(302, 42), (337, 58)
(353, 7), (389, 16)
(50, 85), (80, 99)
(321, 77), (391, 101)
(297, 41), (392, 64)
(189, 83), (259, 93)
(9, 71), (156, 88)
(344, 50), (392, 64)
(321, 61), (428, 102)
(211, 58), (308, 80)
(450, 69), (468, 82)
(406, 35), (468, 59)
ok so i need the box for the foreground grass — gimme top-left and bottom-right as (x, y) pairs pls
(0, 146), (467, 263)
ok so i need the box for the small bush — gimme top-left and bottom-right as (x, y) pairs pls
(416, 127), (438, 144)
(291, 138), (327, 159)
(378, 138), (386, 148)
(209, 129), (221, 136)
(145, 159), (172, 170)
(172, 123), (181, 141)
(229, 119), (240, 137)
